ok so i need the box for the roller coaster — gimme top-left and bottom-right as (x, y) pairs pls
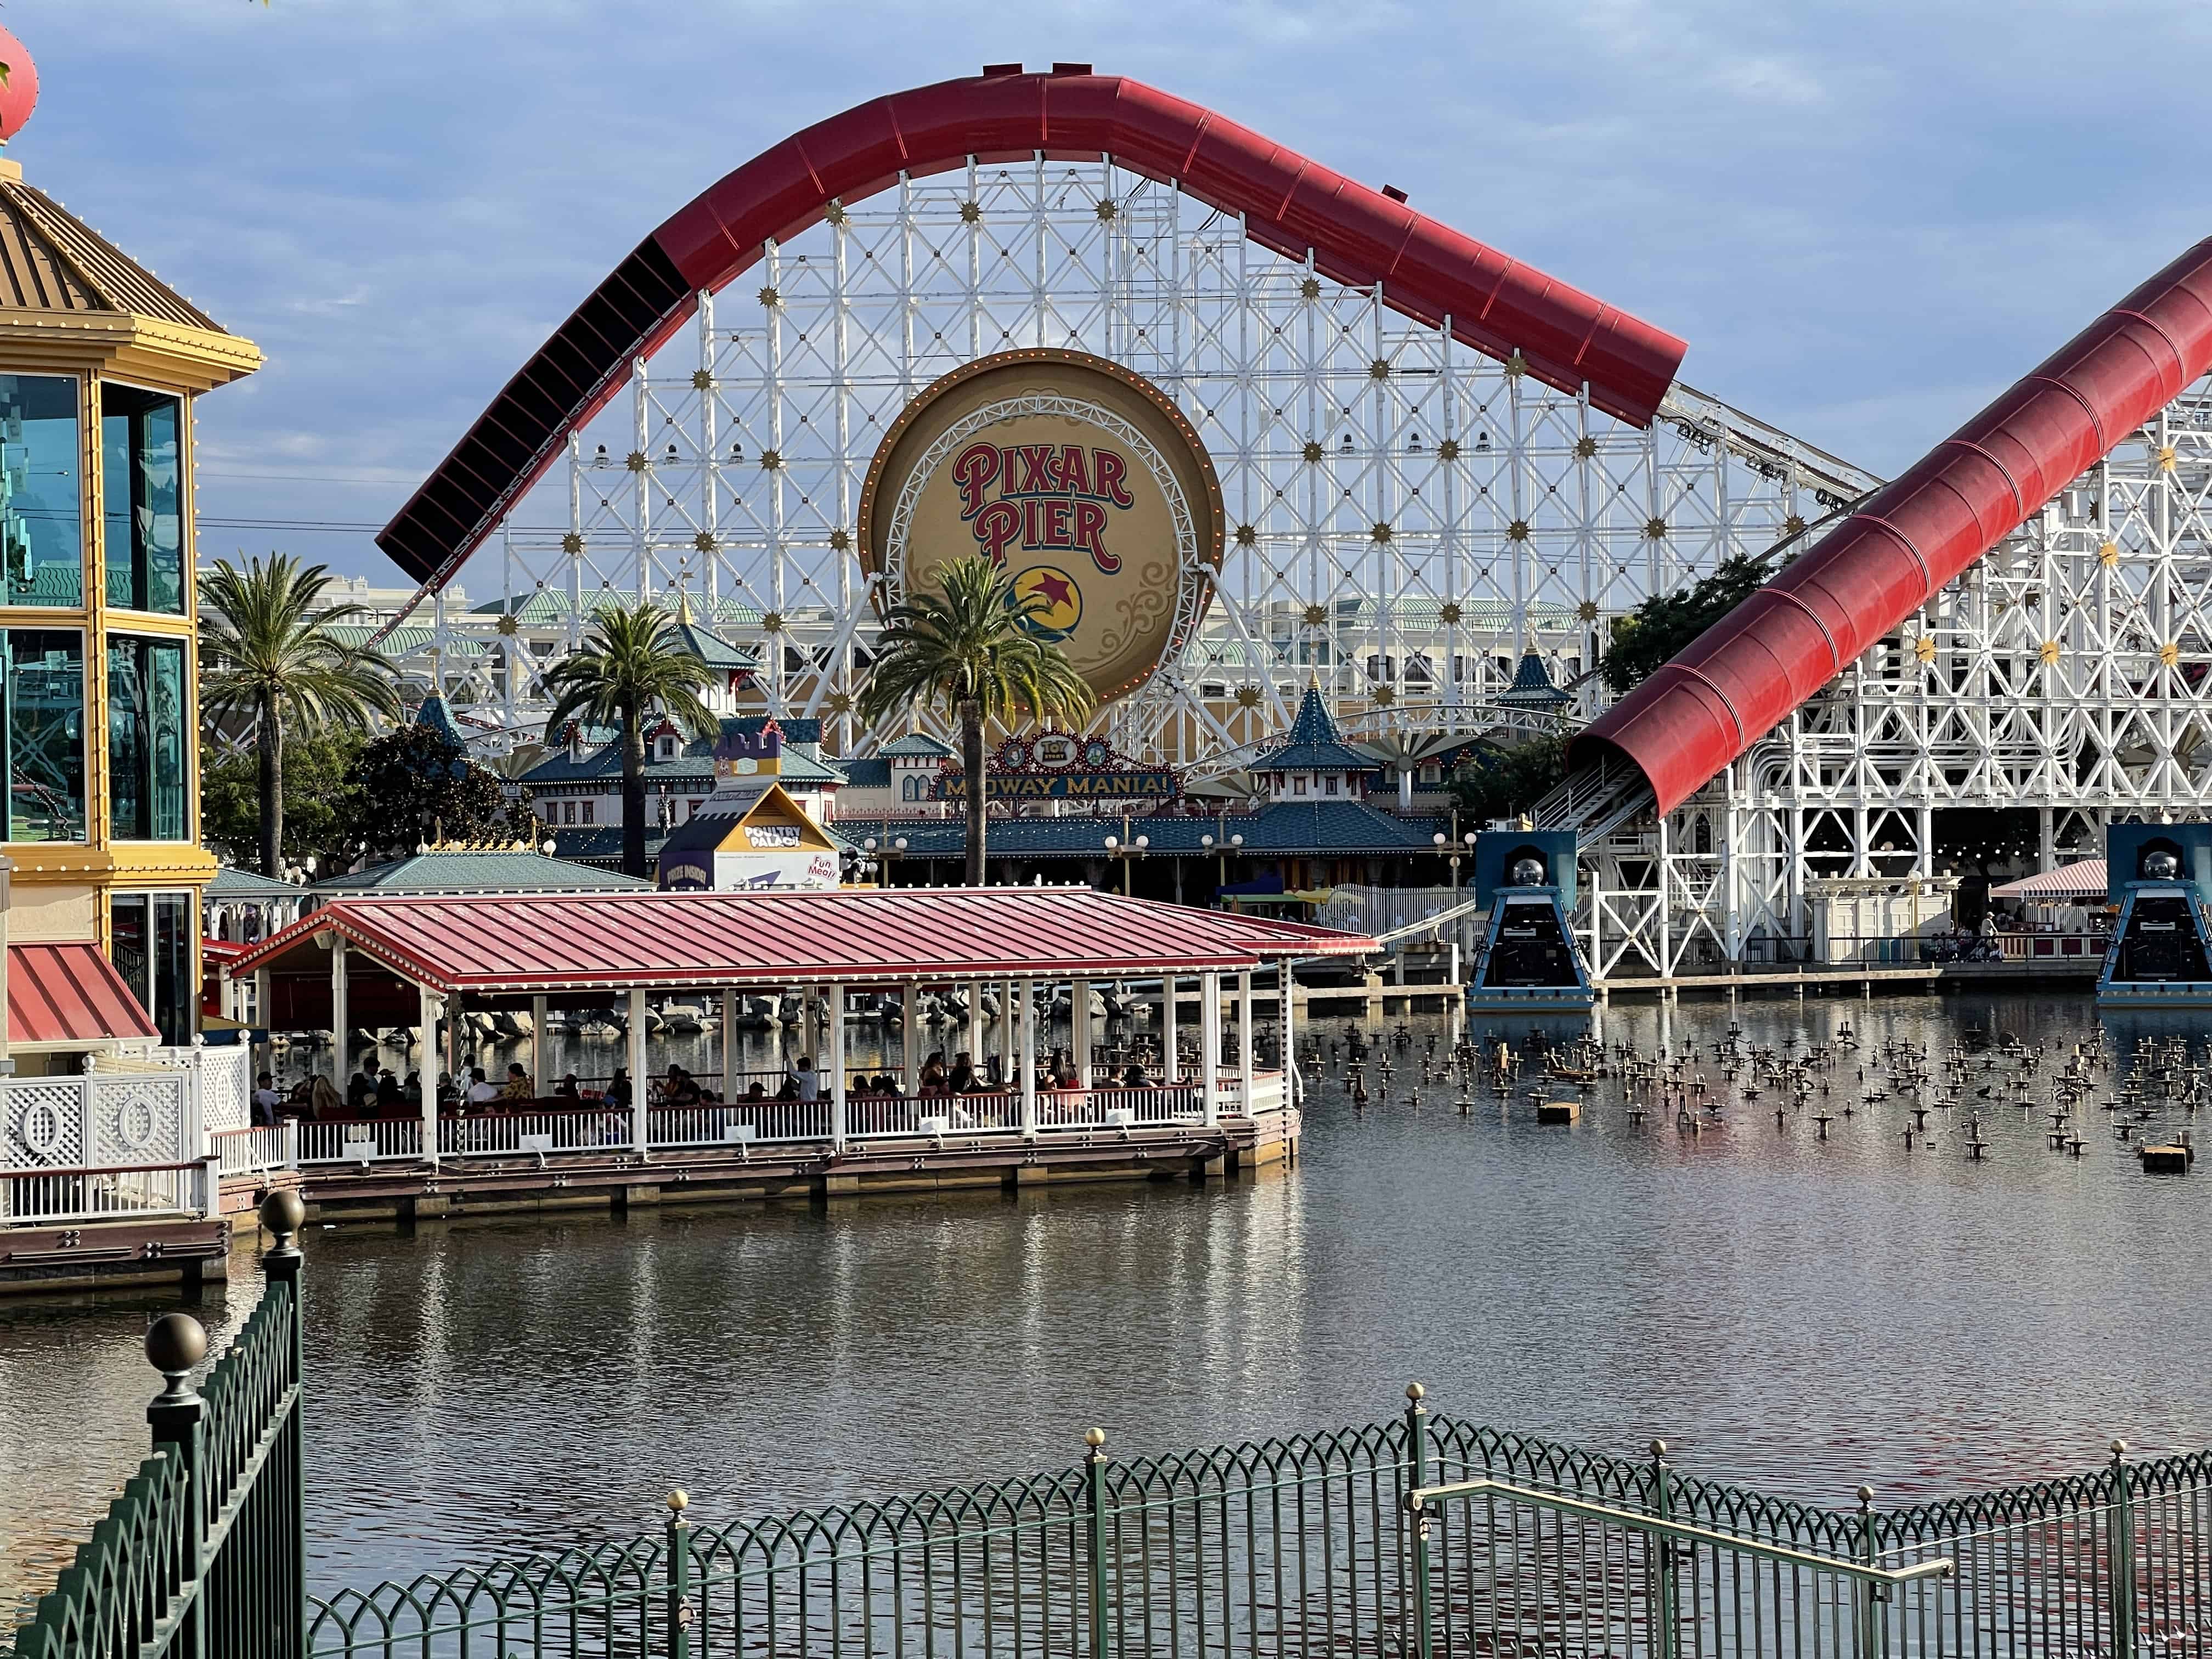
(369, 66), (2212, 981)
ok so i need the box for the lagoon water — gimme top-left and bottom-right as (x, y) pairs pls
(5, 986), (2208, 1612)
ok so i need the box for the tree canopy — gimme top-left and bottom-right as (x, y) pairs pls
(1597, 550), (1778, 697)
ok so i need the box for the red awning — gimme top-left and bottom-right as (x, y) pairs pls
(10, 942), (160, 1045)
(224, 886), (1378, 997)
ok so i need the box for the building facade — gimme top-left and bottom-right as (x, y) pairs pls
(0, 83), (258, 1053)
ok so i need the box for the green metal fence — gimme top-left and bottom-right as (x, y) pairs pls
(16, 1206), (2212, 1659)
(13, 1190), (306, 1659)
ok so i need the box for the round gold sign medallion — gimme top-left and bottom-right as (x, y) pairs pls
(858, 350), (1224, 705)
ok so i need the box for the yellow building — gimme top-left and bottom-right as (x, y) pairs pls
(0, 74), (259, 1060)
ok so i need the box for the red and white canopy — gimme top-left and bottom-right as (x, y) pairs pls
(1988, 860), (2107, 901)
(223, 885), (1375, 998)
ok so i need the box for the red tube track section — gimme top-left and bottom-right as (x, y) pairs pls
(377, 69), (1686, 588)
(1571, 237), (2212, 819)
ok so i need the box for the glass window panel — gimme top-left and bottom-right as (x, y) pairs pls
(7, 630), (84, 841)
(154, 893), (191, 1046)
(108, 636), (188, 841)
(0, 375), (82, 607)
(110, 892), (149, 1015)
(100, 384), (183, 614)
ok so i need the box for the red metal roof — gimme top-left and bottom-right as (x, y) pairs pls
(224, 887), (1376, 995)
(10, 943), (160, 1045)
(378, 69), (1686, 590)
(1574, 234), (2212, 817)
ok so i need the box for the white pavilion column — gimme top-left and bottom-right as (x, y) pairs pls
(531, 995), (549, 1096)
(417, 983), (442, 1166)
(1237, 969), (1254, 1113)
(1279, 962), (1297, 1104)
(1163, 973), (1180, 1082)
(1199, 970), (1222, 1126)
(967, 978), (985, 1074)
(628, 988), (648, 1153)
(828, 984), (848, 1150)
(1001, 979), (1015, 1085)
(1019, 979), (1038, 1135)
(902, 981), (921, 1094)
(1073, 977), (1092, 1087)
(329, 937), (348, 1083)
(720, 988), (737, 1098)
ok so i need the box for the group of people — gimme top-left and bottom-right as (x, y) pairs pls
(250, 1045), (1172, 1130)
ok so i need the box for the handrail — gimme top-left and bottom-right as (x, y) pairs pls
(1408, 1474), (1957, 1586)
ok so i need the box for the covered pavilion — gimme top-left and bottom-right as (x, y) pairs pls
(223, 885), (1375, 1169)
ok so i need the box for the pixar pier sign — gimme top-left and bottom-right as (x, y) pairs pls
(861, 348), (1226, 706)
(953, 441), (1134, 574)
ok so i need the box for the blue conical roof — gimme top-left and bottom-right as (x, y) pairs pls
(415, 692), (467, 751)
(1496, 650), (1571, 708)
(1255, 682), (1380, 774)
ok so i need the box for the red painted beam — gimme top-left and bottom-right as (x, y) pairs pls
(379, 69), (1686, 589)
(1572, 236), (2212, 818)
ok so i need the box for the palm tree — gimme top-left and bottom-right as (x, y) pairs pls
(857, 556), (1096, 886)
(540, 600), (720, 877)
(200, 554), (402, 877)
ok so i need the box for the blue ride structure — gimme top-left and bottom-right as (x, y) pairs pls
(2097, 823), (2212, 1008)
(1467, 831), (1595, 1013)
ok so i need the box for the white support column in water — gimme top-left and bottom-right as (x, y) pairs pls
(1199, 970), (1221, 1126)
(1279, 961), (1298, 1104)
(329, 938), (348, 1084)
(828, 983), (848, 1151)
(1237, 969), (1254, 1112)
(628, 988), (649, 1153)
(720, 988), (737, 1098)
(417, 983), (442, 1167)
(902, 981), (921, 1094)
(1163, 973), (1180, 1083)
(1073, 978), (1092, 1087)
(1019, 980), (1037, 1137)
(531, 995), (549, 1096)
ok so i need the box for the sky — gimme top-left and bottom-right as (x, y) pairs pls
(13, 0), (2212, 591)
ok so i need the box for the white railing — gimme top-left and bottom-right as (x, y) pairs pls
(212, 1123), (297, 1178)
(286, 1071), (1292, 1169)
(296, 1118), (426, 1166)
(1, 1159), (213, 1224)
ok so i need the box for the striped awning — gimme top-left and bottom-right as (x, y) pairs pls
(1989, 859), (2107, 900)
(9, 942), (159, 1045)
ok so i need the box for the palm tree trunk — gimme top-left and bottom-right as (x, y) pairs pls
(621, 703), (648, 879)
(961, 698), (986, 887)
(258, 691), (285, 877)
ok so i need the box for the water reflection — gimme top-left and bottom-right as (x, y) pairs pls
(4, 988), (2208, 1610)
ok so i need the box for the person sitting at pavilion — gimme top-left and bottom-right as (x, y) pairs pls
(664, 1064), (703, 1107)
(873, 1073), (902, 1098)
(773, 1071), (800, 1102)
(308, 1073), (343, 1120)
(501, 1062), (533, 1102)
(850, 1070), (876, 1099)
(918, 1057), (949, 1097)
(376, 1068), (403, 1113)
(607, 1069), (633, 1110)
(554, 1073), (582, 1099)
(1121, 1059), (1149, 1088)
(946, 1052), (976, 1094)
(743, 1080), (768, 1101)
(252, 1071), (281, 1127)
(464, 1066), (500, 1108)
(345, 1065), (377, 1115)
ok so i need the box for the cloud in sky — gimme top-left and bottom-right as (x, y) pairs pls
(10, 0), (2211, 586)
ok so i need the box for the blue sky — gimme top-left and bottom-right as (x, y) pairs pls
(13, 0), (2210, 588)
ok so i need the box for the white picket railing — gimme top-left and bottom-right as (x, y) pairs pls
(1, 1159), (215, 1224)
(212, 1123), (297, 1178)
